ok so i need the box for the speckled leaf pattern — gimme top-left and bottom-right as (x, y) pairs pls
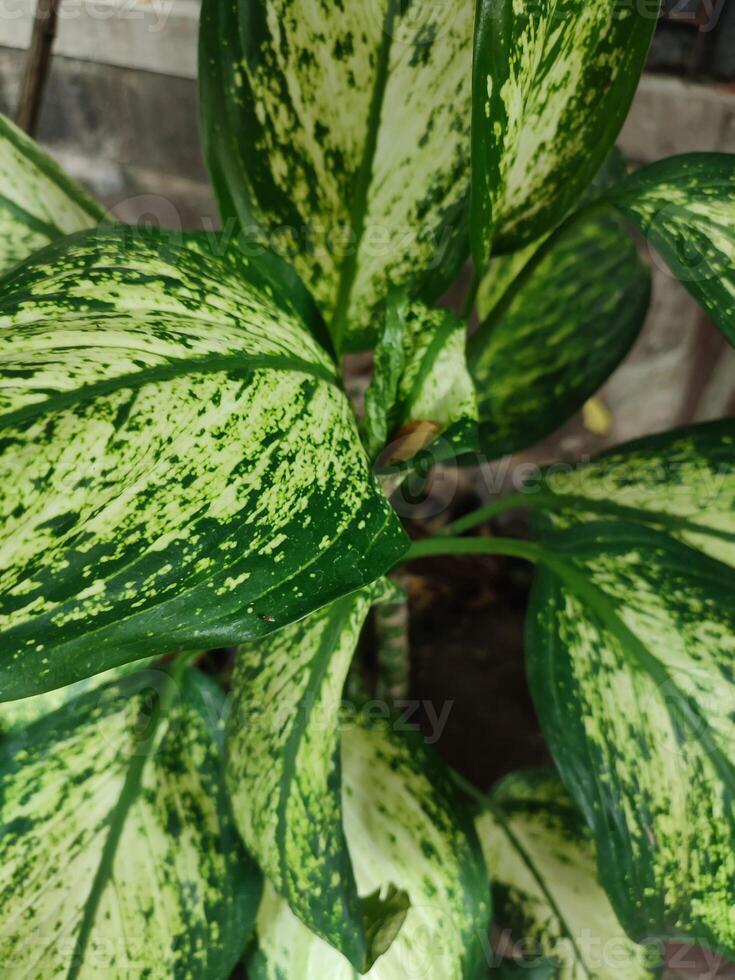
(0, 112), (104, 276)
(476, 147), (630, 321)
(364, 295), (478, 465)
(199, 0), (474, 351)
(226, 584), (386, 969)
(527, 522), (735, 956)
(0, 228), (407, 700)
(531, 420), (735, 569)
(0, 666), (262, 978)
(605, 153), (735, 347)
(249, 715), (490, 979)
(476, 770), (661, 979)
(471, 0), (657, 261)
(468, 207), (650, 460)
(0, 657), (154, 735)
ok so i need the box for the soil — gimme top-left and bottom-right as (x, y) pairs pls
(405, 517), (549, 791)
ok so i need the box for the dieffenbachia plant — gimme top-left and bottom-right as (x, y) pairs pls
(1, 0), (734, 975)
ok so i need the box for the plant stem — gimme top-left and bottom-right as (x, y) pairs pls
(16, 0), (62, 135)
(460, 268), (481, 321)
(450, 767), (490, 807)
(442, 491), (536, 536)
(405, 534), (545, 565)
(375, 572), (410, 701)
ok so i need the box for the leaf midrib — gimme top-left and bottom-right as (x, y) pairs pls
(65, 656), (193, 980)
(535, 492), (735, 547)
(541, 544), (735, 798)
(0, 350), (337, 431)
(329, 0), (398, 351)
(486, 798), (594, 980)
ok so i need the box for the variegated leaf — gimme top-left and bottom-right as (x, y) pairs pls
(469, 206), (650, 460)
(476, 147), (630, 321)
(249, 715), (490, 978)
(527, 521), (735, 957)
(199, 0), (474, 351)
(476, 769), (661, 979)
(226, 581), (398, 971)
(530, 420), (735, 569)
(363, 294), (478, 465)
(0, 112), (104, 276)
(0, 228), (407, 700)
(0, 656), (154, 735)
(471, 0), (658, 262)
(0, 665), (261, 978)
(605, 153), (735, 347)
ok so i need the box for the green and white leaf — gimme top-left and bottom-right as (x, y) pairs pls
(0, 228), (407, 701)
(469, 206), (650, 459)
(531, 419), (735, 568)
(0, 665), (261, 977)
(364, 294), (478, 465)
(471, 0), (657, 262)
(226, 580), (398, 971)
(199, 0), (475, 351)
(0, 112), (104, 276)
(249, 715), (490, 979)
(605, 153), (735, 348)
(476, 769), (661, 979)
(527, 522), (735, 957)
(476, 147), (630, 321)
(0, 655), (154, 735)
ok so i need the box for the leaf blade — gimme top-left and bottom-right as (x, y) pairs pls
(527, 522), (735, 956)
(0, 665), (261, 977)
(249, 714), (490, 978)
(532, 419), (735, 568)
(472, 0), (658, 262)
(226, 585), (386, 969)
(0, 112), (104, 276)
(0, 228), (407, 699)
(606, 153), (735, 347)
(198, 0), (475, 350)
(477, 769), (662, 979)
(469, 206), (650, 459)
(365, 295), (478, 467)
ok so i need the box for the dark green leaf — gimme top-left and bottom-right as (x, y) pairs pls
(471, 0), (658, 262)
(360, 884), (411, 973)
(198, 0), (475, 351)
(527, 522), (735, 957)
(469, 207), (650, 459)
(476, 146), (631, 320)
(605, 153), (735, 347)
(0, 665), (261, 976)
(0, 228), (407, 700)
